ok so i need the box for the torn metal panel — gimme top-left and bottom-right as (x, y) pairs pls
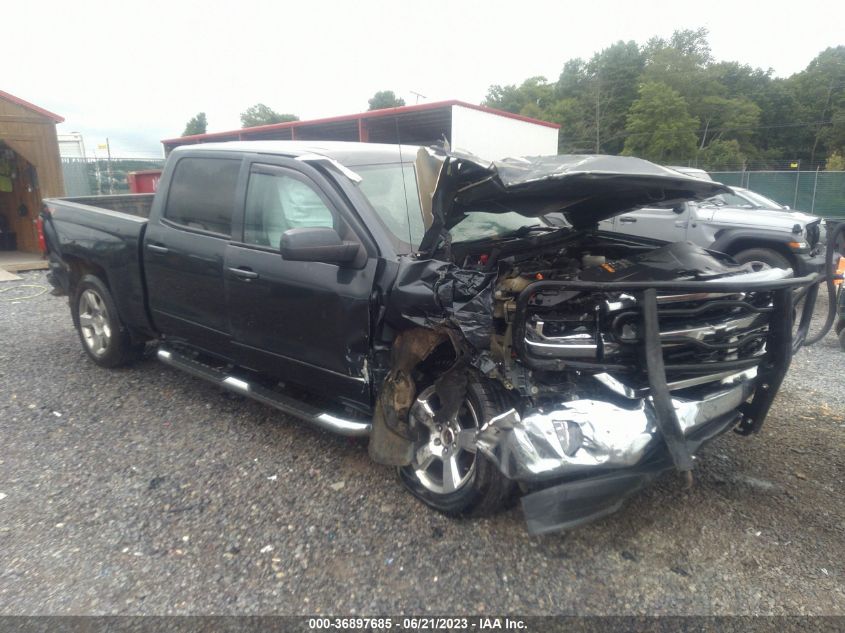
(431, 359), (469, 427)
(387, 258), (496, 350)
(476, 376), (757, 482)
(414, 146), (441, 231)
(416, 148), (732, 254)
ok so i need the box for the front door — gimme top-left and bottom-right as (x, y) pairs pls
(225, 158), (377, 408)
(612, 202), (691, 242)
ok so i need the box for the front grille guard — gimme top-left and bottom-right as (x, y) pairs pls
(511, 273), (820, 472)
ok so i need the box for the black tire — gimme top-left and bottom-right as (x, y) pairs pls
(732, 247), (793, 271)
(839, 328), (845, 351)
(72, 274), (144, 368)
(399, 375), (516, 517)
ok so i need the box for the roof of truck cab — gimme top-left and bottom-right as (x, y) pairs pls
(170, 140), (423, 166)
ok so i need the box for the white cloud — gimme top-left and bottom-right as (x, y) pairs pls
(4, 0), (842, 157)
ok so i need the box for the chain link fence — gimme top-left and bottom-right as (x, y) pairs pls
(709, 170), (845, 218)
(61, 158), (165, 197)
(59, 159), (845, 219)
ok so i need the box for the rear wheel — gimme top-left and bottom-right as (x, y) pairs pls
(732, 247), (792, 271)
(399, 376), (515, 516)
(72, 275), (143, 368)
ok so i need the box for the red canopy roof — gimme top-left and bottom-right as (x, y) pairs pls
(162, 99), (559, 145)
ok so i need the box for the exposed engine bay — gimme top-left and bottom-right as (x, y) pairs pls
(372, 225), (815, 533)
(369, 150), (821, 534)
(429, 230), (779, 406)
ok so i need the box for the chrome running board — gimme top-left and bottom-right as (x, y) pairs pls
(157, 347), (371, 437)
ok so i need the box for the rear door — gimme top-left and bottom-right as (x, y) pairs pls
(224, 157), (378, 407)
(611, 203), (691, 242)
(143, 154), (244, 354)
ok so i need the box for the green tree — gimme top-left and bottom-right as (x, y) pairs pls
(479, 31), (845, 165)
(622, 82), (698, 163)
(240, 104), (298, 128)
(668, 27), (713, 66)
(484, 76), (555, 116)
(367, 91), (406, 111)
(549, 43), (645, 153)
(750, 78), (802, 163)
(826, 151), (845, 171)
(585, 41), (645, 153)
(182, 112), (207, 136)
(699, 139), (745, 170)
(642, 28), (722, 118)
(790, 46), (845, 163)
(707, 61), (772, 101)
(697, 95), (761, 148)
(824, 110), (845, 156)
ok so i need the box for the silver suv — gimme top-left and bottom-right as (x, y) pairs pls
(599, 174), (824, 274)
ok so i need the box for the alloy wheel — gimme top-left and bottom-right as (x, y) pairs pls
(408, 385), (480, 495)
(78, 289), (112, 357)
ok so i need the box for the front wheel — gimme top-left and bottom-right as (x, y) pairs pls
(72, 275), (144, 368)
(732, 247), (792, 271)
(399, 376), (515, 517)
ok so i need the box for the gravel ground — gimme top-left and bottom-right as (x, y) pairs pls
(0, 271), (843, 615)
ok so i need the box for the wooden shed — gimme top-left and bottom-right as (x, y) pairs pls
(0, 89), (64, 255)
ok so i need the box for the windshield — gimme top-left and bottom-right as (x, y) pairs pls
(449, 212), (545, 242)
(355, 162), (545, 249)
(738, 189), (786, 209)
(356, 163), (426, 250)
(703, 189), (786, 210)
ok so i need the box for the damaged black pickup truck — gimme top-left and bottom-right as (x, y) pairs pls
(42, 142), (820, 534)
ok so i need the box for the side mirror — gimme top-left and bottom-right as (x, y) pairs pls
(672, 203), (686, 214)
(280, 227), (361, 265)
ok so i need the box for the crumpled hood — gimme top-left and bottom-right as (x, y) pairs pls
(416, 148), (731, 252)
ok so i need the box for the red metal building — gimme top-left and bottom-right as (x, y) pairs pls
(162, 100), (560, 159)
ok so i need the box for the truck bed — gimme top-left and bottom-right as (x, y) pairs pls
(47, 193), (155, 218)
(42, 194), (154, 337)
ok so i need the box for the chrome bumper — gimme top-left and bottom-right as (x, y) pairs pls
(476, 369), (757, 482)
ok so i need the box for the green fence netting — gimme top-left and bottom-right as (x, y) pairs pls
(710, 170), (845, 218)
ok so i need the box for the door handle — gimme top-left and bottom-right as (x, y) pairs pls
(228, 267), (259, 280)
(674, 221), (689, 228)
(147, 243), (169, 254)
(619, 217), (637, 223)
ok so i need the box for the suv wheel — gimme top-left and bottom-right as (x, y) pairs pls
(733, 248), (792, 271)
(72, 275), (144, 368)
(399, 376), (515, 517)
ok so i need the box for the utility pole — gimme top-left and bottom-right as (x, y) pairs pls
(810, 83), (834, 165)
(106, 138), (113, 194)
(594, 74), (601, 154)
(92, 149), (102, 195)
(410, 91), (426, 104)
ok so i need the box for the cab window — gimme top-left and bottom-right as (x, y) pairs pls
(243, 166), (335, 248)
(164, 157), (241, 235)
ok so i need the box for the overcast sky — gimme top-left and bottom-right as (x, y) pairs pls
(4, 0), (843, 158)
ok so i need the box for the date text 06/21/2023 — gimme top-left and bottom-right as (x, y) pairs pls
(306, 616), (528, 630)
